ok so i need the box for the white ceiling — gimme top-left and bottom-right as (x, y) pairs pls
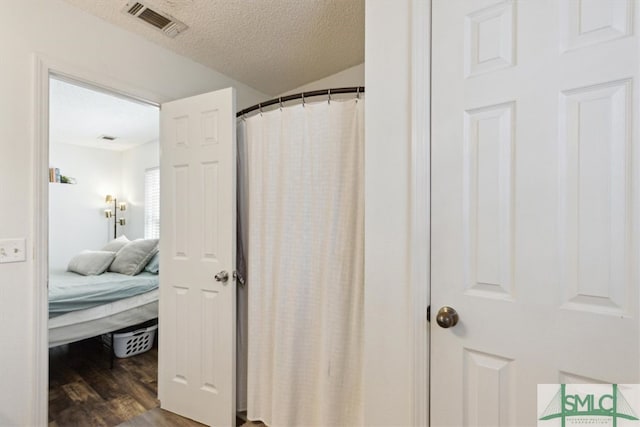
(49, 78), (159, 151)
(63, 0), (365, 96)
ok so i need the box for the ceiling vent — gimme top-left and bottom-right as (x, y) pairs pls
(123, 2), (188, 38)
(99, 135), (118, 142)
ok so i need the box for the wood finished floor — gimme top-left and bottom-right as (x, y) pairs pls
(117, 407), (208, 427)
(48, 338), (204, 427)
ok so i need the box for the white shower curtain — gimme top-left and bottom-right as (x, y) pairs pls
(237, 98), (364, 427)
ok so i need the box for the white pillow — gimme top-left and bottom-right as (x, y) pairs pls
(101, 235), (130, 252)
(109, 239), (159, 276)
(67, 250), (116, 276)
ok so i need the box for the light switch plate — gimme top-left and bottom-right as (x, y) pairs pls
(0, 238), (27, 263)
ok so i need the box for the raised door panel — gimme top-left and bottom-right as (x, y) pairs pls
(559, 79), (632, 315)
(463, 102), (515, 300)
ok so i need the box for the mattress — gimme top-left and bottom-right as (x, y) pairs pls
(49, 269), (159, 315)
(48, 288), (159, 348)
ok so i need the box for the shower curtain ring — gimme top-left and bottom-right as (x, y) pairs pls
(301, 92), (305, 107)
(259, 103), (263, 116)
(328, 89), (331, 105)
(356, 87), (360, 101)
(279, 97), (283, 111)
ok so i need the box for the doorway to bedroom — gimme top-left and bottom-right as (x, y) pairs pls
(47, 75), (163, 426)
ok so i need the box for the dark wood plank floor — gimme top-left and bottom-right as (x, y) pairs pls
(49, 337), (204, 427)
(117, 407), (207, 427)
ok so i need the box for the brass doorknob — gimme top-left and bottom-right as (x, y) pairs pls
(436, 306), (459, 328)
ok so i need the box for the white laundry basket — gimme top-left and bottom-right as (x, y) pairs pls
(111, 323), (158, 358)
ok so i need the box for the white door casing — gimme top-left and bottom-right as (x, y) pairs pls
(431, 0), (639, 425)
(158, 87), (237, 426)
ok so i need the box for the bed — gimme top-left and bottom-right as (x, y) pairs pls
(48, 269), (159, 347)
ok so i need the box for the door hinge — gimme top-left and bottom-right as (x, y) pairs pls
(427, 305), (431, 322)
(233, 270), (246, 287)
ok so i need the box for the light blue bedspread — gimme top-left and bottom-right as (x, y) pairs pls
(49, 270), (159, 316)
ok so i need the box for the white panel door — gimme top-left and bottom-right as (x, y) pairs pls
(431, 0), (639, 425)
(158, 87), (237, 426)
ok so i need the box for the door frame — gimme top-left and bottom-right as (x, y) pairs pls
(31, 54), (164, 426)
(362, 0), (431, 424)
(409, 1), (431, 425)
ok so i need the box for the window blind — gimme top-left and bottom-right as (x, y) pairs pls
(144, 167), (160, 239)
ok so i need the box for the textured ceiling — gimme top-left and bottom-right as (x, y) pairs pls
(63, 0), (365, 96)
(50, 78), (159, 151)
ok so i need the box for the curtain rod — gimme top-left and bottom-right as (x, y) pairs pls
(236, 86), (365, 118)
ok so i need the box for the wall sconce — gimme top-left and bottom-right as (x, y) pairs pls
(105, 194), (126, 238)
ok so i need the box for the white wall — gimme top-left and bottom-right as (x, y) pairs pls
(279, 63), (364, 96)
(0, 0), (268, 424)
(48, 143), (124, 270)
(122, 140), (160, 240)
(48, 140), (159, 270)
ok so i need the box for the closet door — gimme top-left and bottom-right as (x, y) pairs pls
(431, 0), (639, 425)
(158, 87), (237, 426)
